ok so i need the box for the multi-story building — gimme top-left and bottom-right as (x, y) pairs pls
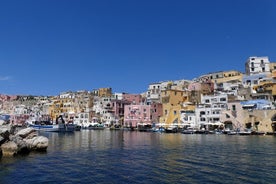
(98, 88), (112, 97)
(180, 110), (197, 128)
(93, 96), (116, 125)
(195, 93), (228, 130)
(150, 102), (163, 123)
(159, 89), (190, 126)
(245, 56), (270, 76)
(221, 100), (276, 133)
(146, 81), (174, 104)
(110, 99), (131, 126)
(124, 104), (151, 128)
(122, 93), (143, 105)
(199, 70), (243, 84)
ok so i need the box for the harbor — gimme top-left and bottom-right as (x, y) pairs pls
(1, 130), (275, 184)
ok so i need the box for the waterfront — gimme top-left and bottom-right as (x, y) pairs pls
(1, 130), (275, 184)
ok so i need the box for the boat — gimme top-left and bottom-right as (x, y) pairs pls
(266, 131), (276, 136)
(109, 124), (123, 130)
(87, 123), (105, 130)
(181, 127), (197, 134)
(238, 130), (252, 136)
(151, 127), (165, 133)
(26, 115), (76, 132)
(28, 122), (76, 132)
(28, 122), (59, 132)
(165, 125), (178, 133)
(137, 123), (152, 132)
(227, 131), (237, 135)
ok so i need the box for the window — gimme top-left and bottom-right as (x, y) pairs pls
(232, 105), (236, 111)
(174, 111), (177, 115)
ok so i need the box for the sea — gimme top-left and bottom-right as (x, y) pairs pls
(1, 130), (275, 184)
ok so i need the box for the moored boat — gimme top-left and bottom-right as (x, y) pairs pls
(181, 127), (197, 134)
(165, 125), (178, 133)
(87, 123), (105, 130)
(137, 123), (152, 132)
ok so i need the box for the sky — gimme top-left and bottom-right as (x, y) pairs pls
(0, 0), (276, 96)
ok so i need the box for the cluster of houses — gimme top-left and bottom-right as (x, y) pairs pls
(1, 56), (276, 133)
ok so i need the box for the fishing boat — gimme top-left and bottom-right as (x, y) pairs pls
(26, 115), (76, 132)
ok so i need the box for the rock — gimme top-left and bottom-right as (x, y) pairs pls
(25, 136), (49, 151)
(15, 127), (36, 138)
(0, 126), (49, 158)
(0, 127), (10, 140)
(11, 135), (29, 154)
(0, 136), (5, 145)
(1, 141), (18, 157)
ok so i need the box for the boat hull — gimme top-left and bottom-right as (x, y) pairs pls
(29, 123), (75, 132)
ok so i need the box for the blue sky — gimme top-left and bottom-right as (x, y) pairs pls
(0, 0), (275, 96)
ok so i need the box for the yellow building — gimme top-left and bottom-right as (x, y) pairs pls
(159, 89), (193, 126)
(49, 96), (75, 122)
(253, 80), (276, 101)
(210, 70), (243, 84)
(198, 70), (243, 84)
(98, 88), (112, 97)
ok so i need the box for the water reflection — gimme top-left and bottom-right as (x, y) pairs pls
(1, 130), (275, 184)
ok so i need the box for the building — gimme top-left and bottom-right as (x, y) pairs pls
(195, 94), (228, 130)
(245, 56), (270, 76)
(122, 93), (143, 105)
(159, 89), (189, 126)
(124, 104), (151, 128)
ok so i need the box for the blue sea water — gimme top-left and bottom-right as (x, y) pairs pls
(1, 130), (275, 184)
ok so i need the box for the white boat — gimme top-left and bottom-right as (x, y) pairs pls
(28, 123), (59, 132)
(26, 115), (76, 132)
(181, 127), (197, 134)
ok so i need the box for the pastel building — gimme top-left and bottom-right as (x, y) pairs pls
(124, 104), (151, 128)
(159, 89), (189, 126)
(245, 56), (270, 76)
(150, 102), (163, 123)
(146, 81), (173, 104)
(122, 93), (143, 104)
(111, 99), (131, 125)
(221, 101), (276, 133)
(195, 94), (228, 130)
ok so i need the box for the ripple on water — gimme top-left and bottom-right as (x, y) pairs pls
(1, 131), (275, 184)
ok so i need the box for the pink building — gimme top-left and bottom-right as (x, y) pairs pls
(150, 102), (163, 123)
(122, 94), (143, 105)
(111, 99), (131, 125)
(124, 104), (151, 128)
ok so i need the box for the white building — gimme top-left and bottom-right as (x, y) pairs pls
(180, 110), (197, 128)
(195, 94), (228, 130)
(245, 56), (270, 76)
(93, 96), (116, 125)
